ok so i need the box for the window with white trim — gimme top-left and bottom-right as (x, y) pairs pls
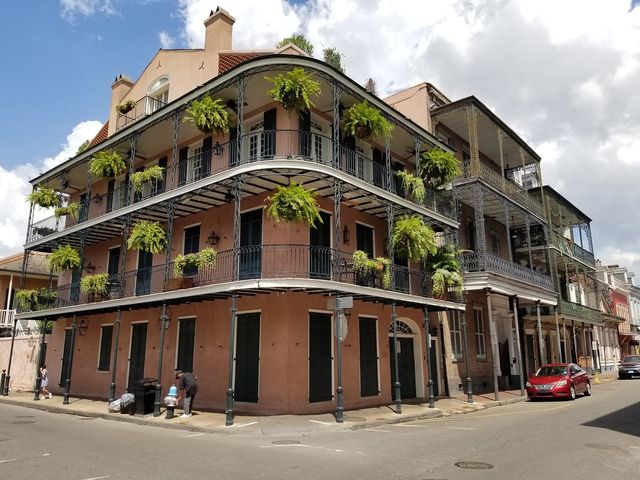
(450, 312), (463, 360)
(147, 77), (169, 114)
(474, 307), (486, 359)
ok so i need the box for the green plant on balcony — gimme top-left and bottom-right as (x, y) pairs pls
(266, 67), (321, 113)
(36, 288), (57, 308)
(397, 170), (426, 203)
(48, 244), (81, 272)
(127, 220), (167, 253)
(116, 100), (137, 115)
(54, 201), (80, 219)
(428, 244), (464, 297)
(80, 273), (110, 296)
(342, 101), (394, 140)
(421, 148), (462, 188)
(173, 248), (218, 279)
(15, 289), (38, 310)
(391, 215), (437, 262)
(266, 181), (322, 227)
(130, 166), (165, 193)
(27, 187), (59, 209)
(184, 96), (230, 135)
(89, 150), (127, 179)
(352, 250), (392, 289)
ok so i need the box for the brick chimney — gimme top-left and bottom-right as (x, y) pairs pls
(204, 7), (235, 77)
(108, 74), (134, 137)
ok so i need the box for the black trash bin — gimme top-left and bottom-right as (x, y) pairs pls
(134, 377), (158, 415)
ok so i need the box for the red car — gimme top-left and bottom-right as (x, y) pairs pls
(526, 363), (591, 401)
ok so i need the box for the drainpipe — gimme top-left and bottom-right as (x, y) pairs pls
(535, 300), (544, 367)
(154, 303), (168, 417)
(511, 296), (525, 396)
(63, 315), (78, 405)
(225, 294), (238, 426)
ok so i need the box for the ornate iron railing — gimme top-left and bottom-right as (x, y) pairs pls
(460, 250), (553, 290)
(550, 231), (595, 265)
(115, 95), (168, 131)
(0, 309), (15, 327)
(457, 161), (545, 218)
(17, 245), (462, 313)
(557, 299), (603, 324)
(27, 130), (458, 243)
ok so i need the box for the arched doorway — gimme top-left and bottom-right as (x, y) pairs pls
(388, 318), (424, 399)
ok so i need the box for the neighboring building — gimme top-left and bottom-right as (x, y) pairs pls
(14, 9), (465, 415)
(628, 283), (640, 355)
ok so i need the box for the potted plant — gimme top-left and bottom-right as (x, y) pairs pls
(116, 100), (137, 115)
(397, 170), (426, 203)
(48, 244), (81, 272)
(352, 250), (391, 289)
(37, 288), (58, 308)
(15, 289), (39, 311)
(27, 187), (59, 209)
(89, 150), (127, 179)
(266, 181), (323, 227)
(80, 273), (110, 298)
(266, 67), (321, 112)
(428, 244), (464, 297)
(184, 96), (230, 134)
(342, 101), (394, 140)
(173, 253), (199, 280)
(127, 220), (167, 253)
(130, 166), (165, 193)
(54, 201), (80, 219)
(33, 226), (56, 237)
(421, 148), (462, 188)
(391, 215), (437, 262)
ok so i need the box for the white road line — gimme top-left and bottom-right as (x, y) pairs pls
(233, 421), (259, 429)
(445, 426), (477, 430)
(0, 459), (17, 464)
(309, 419), (334, 425)
(82, 476), (111, 480)
(260, 444), (346, 453)
(629, 446), (640, 450)
(42, 453), (51, 456)
(182, 433), (205, 438)
(362, 428), (391, 432)
(391, 424), (428, 428)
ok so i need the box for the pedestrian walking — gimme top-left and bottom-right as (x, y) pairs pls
(175, 370), (198, 418)
(40, 364), (52, 400)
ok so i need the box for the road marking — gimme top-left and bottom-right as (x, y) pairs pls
(233, 421), (259, 429)
(391, 423), (477, 430)
(182, 433), (205, 438)
(260, 444), (346, 453)
(309, 419), (334, 425)
(82, 476), (110, 480)
(42, 453), (51, 456)
(0, 459), (17, 464)
(362, 428), (390, 432)
(630, 446), (640, 450)
(446, 426), (477, 430)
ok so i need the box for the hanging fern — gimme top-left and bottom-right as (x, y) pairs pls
(27, 187), (59, 209)
(116, 100), (137, 114)
(421, 148), (462, 188)
(184, 96), (230, 134)
(397, 170), (426, 203)
(173, 248), (217, 279)
(343, 101), (394, 140)
(15, 289), (39, 310)
(130, 166), (165, 193)
(266, 68), (321, 112)
(428, 244), (464, 297)
(266, 181), (323, 227)
(49, 244), (81, 272)
(80, 273), (110, 296)
(127, 220), (167, 253)
(391, 215), (437, 262)
(54, 201), (80, 219)
(89, 150), (126, 179)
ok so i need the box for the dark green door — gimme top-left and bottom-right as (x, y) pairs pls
(429, 337), (439, 397)
(59, 329), (73, 387)
(389, 337), (416, 400)
(239, 209), (262, 279)
(234, 313), (260, 403)
(127, 323), (147, 392)
(176, 318), (195, 373)
(309, 312), (332, 402)
(310, 211), (331, 279)
(359, 318), (379, 397)
(136, 250), (153, 295)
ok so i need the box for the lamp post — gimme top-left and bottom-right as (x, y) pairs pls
(225, 294), (238, 426)
(334, 296), (352, 423)
(154, 303), (169, 416)
(460, 310), (473, 403)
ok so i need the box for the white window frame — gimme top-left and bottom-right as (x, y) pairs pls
(474, 307), (486, 359)
(450, 312), (463, 360)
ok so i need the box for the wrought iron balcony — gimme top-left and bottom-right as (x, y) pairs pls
(17, 245), (462, 314)
(550, 231), (595, 265)
(557, 299), (603, 324)
(115, 96), (168, 131)
(461, 250), (553, 290)
(27, 129), (457, 244)
(456, 161), (545, 218)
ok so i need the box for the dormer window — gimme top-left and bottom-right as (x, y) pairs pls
(147, 76), (169, 113)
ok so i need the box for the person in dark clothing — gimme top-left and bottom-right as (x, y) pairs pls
(175, 370), (198, 418)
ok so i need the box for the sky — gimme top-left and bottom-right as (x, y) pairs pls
(0, 0), (639, 278)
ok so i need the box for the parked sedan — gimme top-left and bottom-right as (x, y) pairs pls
(526, 363), (591, 401)
(618, 355), (640, 379)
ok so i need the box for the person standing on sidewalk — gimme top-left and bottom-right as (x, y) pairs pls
(40, 364), (52, 399)
(175, 370), (197, 418)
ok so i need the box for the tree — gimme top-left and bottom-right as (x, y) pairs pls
(277, 34), (313, 55)
(323, 47), (344, 73)
(76, 140), (90, 155)
(364, 78), (378, 96)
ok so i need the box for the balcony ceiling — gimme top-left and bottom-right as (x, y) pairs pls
(456, 182), (533, 228)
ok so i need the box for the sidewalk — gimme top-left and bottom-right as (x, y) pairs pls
(0, 388), (529, 435)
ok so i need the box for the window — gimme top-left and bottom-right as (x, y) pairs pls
(176, 318), (196, 372)
(490, 231), (500, 255)
(356, 224), (374, 257)
(467, 221), (476, 251)
(97, 325), (113, 371)
(450, 312), (463, 360)
(183, 225), (200, 277)
(147, 77), (169, 114)
(474, 307), (486, 359)
(463, 151), (471, 162)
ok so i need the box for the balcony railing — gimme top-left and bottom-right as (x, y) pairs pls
(456, 161), (545, 218)
(557, 299), (603, 324)
(461, 250), (553, 290)
(0, 309), (15, 328)
(550, 232), (595, 265)
(115, 96), (168, 131)
(17, 245), (462, 314)
(27, 129), (458, 243)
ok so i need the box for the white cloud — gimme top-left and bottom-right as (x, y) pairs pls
(60, 0), (117, 22)
(159, 31), (175, 49)
(0, 121), (102, 258)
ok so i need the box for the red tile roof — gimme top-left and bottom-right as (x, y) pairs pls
(218, 52), (268, 74)
(87, 121), (109, 149)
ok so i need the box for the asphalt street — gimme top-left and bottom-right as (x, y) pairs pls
(1, 379), (638, 479)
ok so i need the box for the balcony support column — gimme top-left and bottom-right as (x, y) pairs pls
(562, 318), (568, 363)
(331, 82), (341, 169)
(424, 306), (435, 408)
(235, 77), (245, 166)
(24, 186), (36, 245)
(414, 138), (421, 178)
(460, 309), (473, 403)
(385, 139), (391, 192)
(535, 300), (544, 367)
(84, 171), (93, 222)
(225, 293), (238, 426)
(63, 314), (78, 405)
(126, 136), (138, 207)
(486, 289), (500, 401)
(386, 204), (395, 289)
(525, 214), (533, 269)
(33, 320), (47, 401)
(466, 105), (480, 177)
(118, 216), (132, 298)
(232, 178), (242, 281)
(497, 129), (506, 190)
(108, 308), (122, 403)
(555, 307), (562, 363)
(391, 302), (401, 413)
(154, 303), (168, 417)
(510, 296), (525, 396)
(169, 112), (181, 189)
(571, 320), (579, 364)
(332, 180), (342, 282)
(162, 202), (176, 290)
(473, 184), (486, 269)
(503, 201), (513, 262)
(581, 321), (590, 372)
(4, 251), (31, 395)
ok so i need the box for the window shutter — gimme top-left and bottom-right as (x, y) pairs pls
(299, 109), (311, 157)
(229, 126), (238, 167)
(157, 156), (167, 194)
(202, 137), (212, 178)
(263, 108), (276, 157)
(106, 180), (115, 212)
(178, 147), (189, 186)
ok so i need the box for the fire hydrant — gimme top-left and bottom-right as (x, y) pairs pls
(164, 384), (178, 419)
